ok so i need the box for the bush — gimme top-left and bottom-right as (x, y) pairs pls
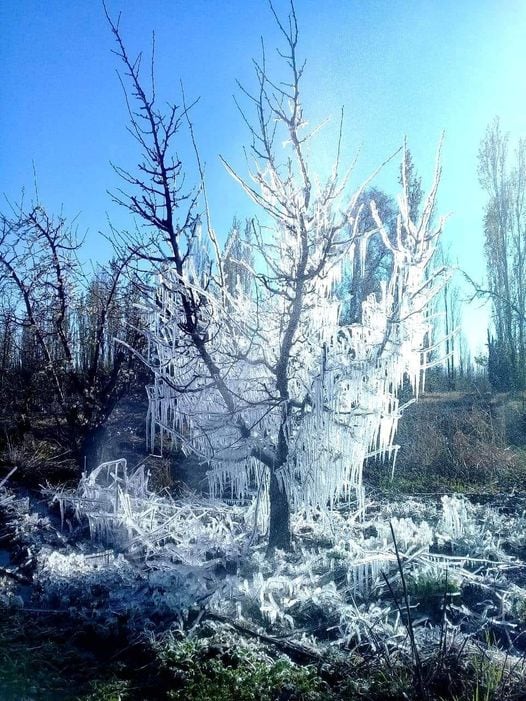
(0, 434), (76, 485)
(368, 393), (526, 493)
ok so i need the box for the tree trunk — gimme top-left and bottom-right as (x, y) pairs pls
(80, 424), (109, 472)
(267, 469), (292, 552)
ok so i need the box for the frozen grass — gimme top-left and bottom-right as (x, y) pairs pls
(3, 461), (526, 698)
(44, 461), (526, 656)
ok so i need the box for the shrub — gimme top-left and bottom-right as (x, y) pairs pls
(156, 636), (332, 701)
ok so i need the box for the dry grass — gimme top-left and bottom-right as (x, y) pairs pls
(368, 392), (526, 493)
(0, 435), (76, 485)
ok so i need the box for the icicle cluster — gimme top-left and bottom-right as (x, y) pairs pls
(72, 458), (148, 546)
(440, 494), (470, 539)
(143, 148), (446, 525)
(54, 458), (251, 564)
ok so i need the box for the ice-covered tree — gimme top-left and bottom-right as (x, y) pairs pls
(110, 4), (447, 551)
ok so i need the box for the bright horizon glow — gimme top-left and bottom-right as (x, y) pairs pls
(1, 1), (526, 358)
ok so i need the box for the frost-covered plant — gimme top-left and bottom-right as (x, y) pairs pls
(113, 2), (448, 551)
(152, 629), (328, 701)
(383, 517), (435, 552)
(405, 565), (461, 602)
(337, 600), (406, 649)
(440, 495), (471, 540)
(52, 458), (251, 566)
(45, 464), (526, 660)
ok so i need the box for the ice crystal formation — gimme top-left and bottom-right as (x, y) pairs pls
(52, 459), (250, 565)
(143, 148), (446, 530)
(50, 472), (526, 653)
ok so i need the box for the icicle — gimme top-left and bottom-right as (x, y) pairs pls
(139, 145), (446, 533)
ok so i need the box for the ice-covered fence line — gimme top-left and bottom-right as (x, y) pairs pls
(48, 458), (250, 566)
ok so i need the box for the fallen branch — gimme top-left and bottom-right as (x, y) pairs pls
(204, 611), (324, 666)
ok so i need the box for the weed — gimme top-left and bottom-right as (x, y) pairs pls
(80, 678), (132, 700)
(405, 571), (460, 603)
(0, 434), (75, 484)
(450, 652), (524, 701)
(154, 634), (333, 701)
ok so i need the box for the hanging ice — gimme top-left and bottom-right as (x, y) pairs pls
(140, 144), (447, 533)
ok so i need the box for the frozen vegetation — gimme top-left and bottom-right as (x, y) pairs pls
(2, 2), (526, 698)
(1, 460), (524, 670)
(44, 460), (526, 646)
(1, 458), (526, 697)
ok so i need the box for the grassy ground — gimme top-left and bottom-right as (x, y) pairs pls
(366, 391), (526, 495)
(1, 611), (525, 701)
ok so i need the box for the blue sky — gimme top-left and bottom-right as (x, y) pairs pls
(1, 1), (526, 354)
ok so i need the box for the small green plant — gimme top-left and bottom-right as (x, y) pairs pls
(454, 654), (507, 701)
(155, 635), (332, 701)
(406, 571), (460, 605)
(81, 678), (132, 701)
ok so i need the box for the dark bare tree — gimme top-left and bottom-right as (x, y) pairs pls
(0, 198), (141, 468)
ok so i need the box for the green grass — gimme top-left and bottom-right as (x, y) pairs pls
(2, 608), (526, 700)
(0, 609), (135, 700)
(156, 636), (332, 701)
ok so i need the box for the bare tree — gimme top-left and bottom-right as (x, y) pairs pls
(109, 4), (446, 551)
(222, 217), (254, 301)
(0, 198), (141, 467)
(342, 187), (397, 325)
(343, 155), (423, 331)
(432, 245), (461, 390)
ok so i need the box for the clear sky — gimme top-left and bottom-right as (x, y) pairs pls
(2, 1), (526, 355)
